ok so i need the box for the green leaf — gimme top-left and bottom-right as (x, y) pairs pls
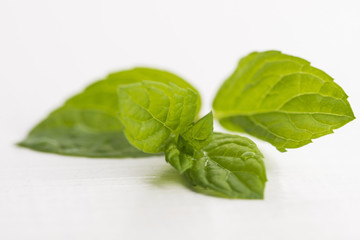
(18, 107), (149, 158)
(118, 81), (199, 153)
(213, 50), (355, 151)
(166, 132), (267, 199)
(19, 68), (201, 158)
(181, 111), (213, 149)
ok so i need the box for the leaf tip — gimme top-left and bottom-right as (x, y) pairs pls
(16, 141), (25, 147)
(277, 147), (287, 153)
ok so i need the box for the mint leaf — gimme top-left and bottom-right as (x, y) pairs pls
(167, 132), (267, 199)
(166, 112), (266, 199)
(213, 51), (355, 151)
(19, 68), (201, 157)
(182, 111), (213, 149)
(118, 81), (199, 153)
(18, 107), (148, 158)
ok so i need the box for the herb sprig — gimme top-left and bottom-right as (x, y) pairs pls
(19, 51), (355, 199)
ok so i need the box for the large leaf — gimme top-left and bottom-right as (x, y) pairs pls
(166, 132), (267, 199)
(118, 81), (199, 153)
(18, 108), (147, 157)
(213, 51), (355, 151)
(19, 68), (201, 158)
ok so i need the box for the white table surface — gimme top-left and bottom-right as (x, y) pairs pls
(1, 0), (360, 239)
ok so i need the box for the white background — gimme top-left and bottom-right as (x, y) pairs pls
(1, 0), (360, 239)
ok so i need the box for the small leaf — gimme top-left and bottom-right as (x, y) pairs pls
(118, 81), (199, 153)
(167, 132), (267, 199)
(213, 51), (355, 151)
(19, 68), (201, 158)
(182, 111), (213, 149)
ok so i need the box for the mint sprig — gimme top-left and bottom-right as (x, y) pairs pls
(18, 50), (355, 199)
(117, 82), (267, 198)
